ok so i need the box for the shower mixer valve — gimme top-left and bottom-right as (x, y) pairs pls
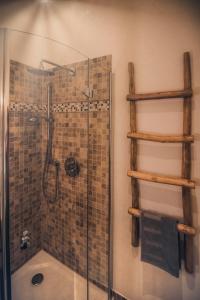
(20, 230), (31, 250)
(65, 157), (80, 177)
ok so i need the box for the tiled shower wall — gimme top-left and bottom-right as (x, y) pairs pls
(41, 110), (89, 277)
(9, 61), (43, 272)
(9, 56), (111, 288)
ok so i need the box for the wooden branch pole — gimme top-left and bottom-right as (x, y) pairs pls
(182, 52), (194, 273)
(127, 89), (192, 101)
(127, 131), (194, 143)
(128, 208), (196, 236)
(128, 170), (195, 188)
(129, 62), (140, 247)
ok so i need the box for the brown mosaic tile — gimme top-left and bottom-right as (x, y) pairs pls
(89, 55), (111, 101)
(42, 111), (88, 277)
(8, 111), (42, 273)
(88, 110), (110, 287)
(52, 60), (89, 103)
(8, 55), (112, 289)
(10, 60), (43, 105)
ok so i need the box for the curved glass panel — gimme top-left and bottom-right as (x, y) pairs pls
(0, 28), (112, 300)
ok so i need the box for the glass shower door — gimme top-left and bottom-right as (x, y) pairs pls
(0, 28), (5, 300)
(0, 28), (112, 300)
(0, 28), (11, 300)
(6, 29), (90, 300)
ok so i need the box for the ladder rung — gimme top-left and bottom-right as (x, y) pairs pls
(127, 170), (195, 188)
(127, 89), (192, 101)
(128, 208), (196, 236)
(127, 131), (194, 143)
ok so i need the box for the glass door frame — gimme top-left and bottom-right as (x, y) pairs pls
(0, 28), (11, 300)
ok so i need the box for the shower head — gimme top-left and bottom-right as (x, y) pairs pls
(40, 59), (76, 76)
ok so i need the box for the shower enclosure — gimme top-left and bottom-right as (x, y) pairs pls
(0, 28), (112, 300)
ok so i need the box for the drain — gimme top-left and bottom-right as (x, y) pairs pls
(31, 273), (44, 286)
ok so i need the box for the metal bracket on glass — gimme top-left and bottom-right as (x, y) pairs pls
(68, 67), (76, 76)
(82, 87), (93, 98)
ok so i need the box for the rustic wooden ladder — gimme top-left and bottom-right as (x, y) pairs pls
(127, 52), (195, 273)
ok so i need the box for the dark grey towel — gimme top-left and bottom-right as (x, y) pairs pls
(140, 211), (180, 277)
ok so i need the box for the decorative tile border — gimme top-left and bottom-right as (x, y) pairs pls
(9, 102), (46, 113)
(52, 101), (88, 112)
(9, 100), (110, 113)
(89, 100), (110, 112)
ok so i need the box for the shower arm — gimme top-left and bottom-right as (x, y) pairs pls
(41, 59), (75, 75)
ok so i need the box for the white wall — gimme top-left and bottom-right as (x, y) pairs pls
(0, 1), (200, 299)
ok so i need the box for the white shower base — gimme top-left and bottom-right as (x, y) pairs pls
(12, 250), (107, 300)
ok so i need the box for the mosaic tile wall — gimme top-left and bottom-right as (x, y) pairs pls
(9, 61), (46, 273)
(9, 60), (43, 104)
(41, 111), (88, 277)
(88, 110), (110, 286)
(8, 56), (111, 288)
(8, 111), (42, 272)
(89, 56), (111, 287)
(52, 60), (88, 102)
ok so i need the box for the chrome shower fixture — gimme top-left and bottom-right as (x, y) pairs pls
(42, 83), (60, 203)
(20, 230), (30, 250)
(28, 116), (40, 125)
(40, 59), (76, 75)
